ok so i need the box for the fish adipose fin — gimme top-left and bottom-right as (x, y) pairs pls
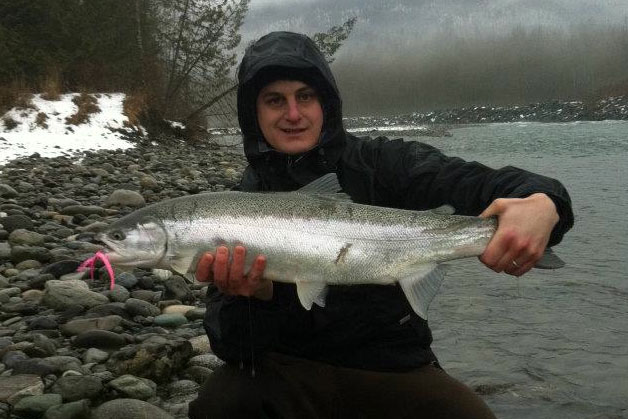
(398, 263), (449, 320)
(534, 248), (565, 269)
(296, 281), (329, 310)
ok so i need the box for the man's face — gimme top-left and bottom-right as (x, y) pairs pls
(256, 80), (323, 155)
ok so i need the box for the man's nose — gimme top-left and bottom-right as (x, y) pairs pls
(285, 98), (301, 121)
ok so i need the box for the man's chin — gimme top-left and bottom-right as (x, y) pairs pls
(274, 137), (317, 154)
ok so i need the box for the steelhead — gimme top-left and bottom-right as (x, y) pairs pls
(97, 174), (563, 319)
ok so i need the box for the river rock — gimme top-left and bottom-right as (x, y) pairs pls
(72, 330), (126, 350)
(107, 285), (130, 302)
(189, 353), (224, 370)
(27, 316), (59, 331)
(47, 197), (80, 209)
(108, 374), (157, 400)
(185, 307), (206, 321)
(8, 229), (46, 246)
(189, 335), (211, 355)
(83, 348), (109, 364)
(163, 276), (193, 302)
(50, 375), (103, 402)
(125, 298), (160, 317)
(0, 214), (33, 233)
(115, 272), (137, 288)
(104, 189), (145, 207)
(10, 246), (51, 264)
(42, 399), (90, 419)
(15, 259), (42, 270)
(0, 374), (44, 405)
(60, 315), (123, 336)
(40, 260), (82, 278)
(0, 184), (18, 198)
(42, 356), (83, 374)
(162, 304), (195, 315)
(42, 280), (109, 310)
(13, 393), (63, 417)
(0, 242), (11, 260)
(154, 313), (187, 328)
(91, 398), (174, 419)
(86, 302), (129, 319)
(107, 335), (193, 383)
(60, 205), (107, 216)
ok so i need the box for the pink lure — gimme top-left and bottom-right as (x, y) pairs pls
(77, 251), (116, 290)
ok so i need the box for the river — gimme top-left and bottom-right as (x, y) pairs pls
(406, 121), (628, 418)
(212, 119), (628, 417)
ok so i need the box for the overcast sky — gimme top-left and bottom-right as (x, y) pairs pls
(239, 1), (628, 115)
(242, 0), (628, 46)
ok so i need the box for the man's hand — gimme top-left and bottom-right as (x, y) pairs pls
(479, 193), (559, 277)
(195, 245), (272, 300)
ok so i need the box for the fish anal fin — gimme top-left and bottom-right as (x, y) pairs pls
(398, 264), (448, 320)
(295, 281), (329, 310)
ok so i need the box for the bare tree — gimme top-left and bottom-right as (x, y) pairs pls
(152, 0), (248, 123)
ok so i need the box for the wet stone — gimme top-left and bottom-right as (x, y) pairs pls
(40, 260), (82, 278)
(72, 330), (126, 350)
(154, 314), (188, 328)
(0, 215), (33, 233)
(91, 398), (174, 419)
(13, 393), (63, 417)
(43, 399), (91, 419)
(50, 375), (103, 402)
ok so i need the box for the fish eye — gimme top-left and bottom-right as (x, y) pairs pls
(109, 230), (126, 241)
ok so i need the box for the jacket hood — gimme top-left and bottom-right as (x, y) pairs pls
(237, 31), (346, 183)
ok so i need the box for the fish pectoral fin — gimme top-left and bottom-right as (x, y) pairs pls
(170, 252), (203, 276)
(398, 263), (448, 320)
(295, 281), (329, 310)
(533, 248), (565, 269)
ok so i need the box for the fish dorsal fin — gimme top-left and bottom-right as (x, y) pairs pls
(295, 281), (329, 310)
(534, 248), (565, 269)
(296, 173), (352, 202)
(398, 263), (448, 320)
(298, 173), (342, 193)
(430, 204), (456, 215)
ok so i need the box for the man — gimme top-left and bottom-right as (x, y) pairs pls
(188, 31), (573, 418)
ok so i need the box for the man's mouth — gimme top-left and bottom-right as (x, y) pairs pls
(280, 128), (307, 134)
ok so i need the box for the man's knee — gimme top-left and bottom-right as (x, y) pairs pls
(188, 366), (262, 419)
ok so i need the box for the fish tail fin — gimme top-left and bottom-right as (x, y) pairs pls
(398, 264), (448, 320)
(533, 248), (565, 269)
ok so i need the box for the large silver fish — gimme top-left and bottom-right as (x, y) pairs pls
(98, 174), (563, 319)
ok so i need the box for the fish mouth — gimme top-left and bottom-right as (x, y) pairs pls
(95, 233), (164, 268)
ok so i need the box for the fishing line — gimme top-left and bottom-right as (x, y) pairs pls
(248, 297), (256, 378)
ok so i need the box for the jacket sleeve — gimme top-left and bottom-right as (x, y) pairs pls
(358, 136), (574, 247)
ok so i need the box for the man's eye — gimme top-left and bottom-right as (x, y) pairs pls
(297, 92), (315, 101)
(266, 97), (283, 106)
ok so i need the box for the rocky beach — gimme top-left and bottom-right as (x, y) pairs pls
(343, 95), (628, 136)
(0, 139), (247, 419)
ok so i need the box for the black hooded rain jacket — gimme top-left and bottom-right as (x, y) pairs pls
(202, 31), (574, 371)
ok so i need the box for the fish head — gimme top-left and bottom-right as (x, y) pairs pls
(97, 217), (168, 268)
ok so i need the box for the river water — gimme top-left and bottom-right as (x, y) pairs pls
(214, 120), (627, 417)
(406, 121), (628, 418)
